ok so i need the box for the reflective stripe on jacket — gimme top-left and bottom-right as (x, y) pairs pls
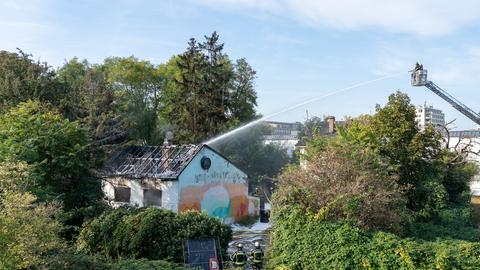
(252, 249), (264, 263)
(233, 251), (247, 265)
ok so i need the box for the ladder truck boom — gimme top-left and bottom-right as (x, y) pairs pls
(411, 64), (480, 125)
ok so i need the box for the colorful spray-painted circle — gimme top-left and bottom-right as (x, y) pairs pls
(201, 186), (230, 219)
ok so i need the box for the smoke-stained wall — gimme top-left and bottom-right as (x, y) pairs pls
(178, 147), (251, 223)
(102, 177), (179, 212)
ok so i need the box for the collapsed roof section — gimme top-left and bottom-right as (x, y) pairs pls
(104, 144), (201, 180)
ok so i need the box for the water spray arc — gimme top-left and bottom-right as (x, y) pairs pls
(205, 72), (404, 145)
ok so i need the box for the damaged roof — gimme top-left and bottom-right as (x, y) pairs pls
(103, 144), (202, 179)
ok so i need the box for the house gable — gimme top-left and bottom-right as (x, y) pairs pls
(177, 146), (249, 223)
(101, 144), (258, 221)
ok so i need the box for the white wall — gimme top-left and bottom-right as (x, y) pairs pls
(102, 177), (179, 212)
(161, 181), (179, 213)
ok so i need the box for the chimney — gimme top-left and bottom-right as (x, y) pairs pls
(162, 129), (173, 172)
(162, 140), (170, 172)
(165, 127), (174, 146)
(327, 116), (335, 134)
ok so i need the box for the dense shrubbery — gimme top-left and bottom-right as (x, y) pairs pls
(269, 92), (480, 269)
(405, 203), (480, 241)
(268, 208), (480, 270)
(77, 207), (232, 263)
(275, 141), (406, 233)
(110, 259), (193, 270)
(47, 254), (192, 270)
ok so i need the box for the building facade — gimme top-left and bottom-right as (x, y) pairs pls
(102, 144), (259, 224)
(262, 121), (301, 157)
(415, 102), (445, 130)
(262, 117), (341, 157)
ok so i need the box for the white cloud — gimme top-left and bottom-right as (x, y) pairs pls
(198, 0), (480, 36)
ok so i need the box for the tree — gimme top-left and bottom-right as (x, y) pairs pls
(297, 116), (329, 143)
(210, 125), (290, 192)
(200, 31), (234, 137)
(0, 50), (63, 113)
(58, 58), (134, 149)
(337, 91), (476, 221)
(56, 57), (90, 120)
(160, 33), (257, 144)
(0, 161), (65, 270)
(162, 39), (207, 143)
(103, 56), (164, 143)
(0, 101), (102, 209)
(229, 58), (258, 122)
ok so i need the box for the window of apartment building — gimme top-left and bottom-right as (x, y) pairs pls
(143, 189), (162, 206)
(114, 186), (131, 202)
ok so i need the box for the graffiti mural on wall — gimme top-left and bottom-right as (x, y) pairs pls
(178, 146), (256, 223)
(179, 183), (249, 221)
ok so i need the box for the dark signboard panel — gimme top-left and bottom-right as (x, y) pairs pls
(185, 239), (220, 270)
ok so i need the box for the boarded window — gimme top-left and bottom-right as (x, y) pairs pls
(114, 186), (131, 202)
(143, 189), (162, 206)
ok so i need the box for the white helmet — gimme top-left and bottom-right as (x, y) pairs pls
(254, 241), (261, 248)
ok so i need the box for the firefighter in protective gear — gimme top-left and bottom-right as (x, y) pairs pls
(251, 241), (264, 270)
(413, 62), (423, 72)
(230, 243), (247, 269)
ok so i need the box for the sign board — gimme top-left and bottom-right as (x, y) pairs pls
(185, 239), (221, 270)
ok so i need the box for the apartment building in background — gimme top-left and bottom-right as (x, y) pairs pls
(415, 102), (445, 130)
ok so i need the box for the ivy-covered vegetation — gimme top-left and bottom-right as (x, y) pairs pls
(269, 92), (480, 269)
(77, 208), (232, 263)
(269, 208), (480, 270)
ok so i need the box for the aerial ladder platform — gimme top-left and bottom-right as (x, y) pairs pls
(411, 64), (480, 126)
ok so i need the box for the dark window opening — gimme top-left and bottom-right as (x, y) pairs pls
(201, 156), (211, 170)
(114, 186), (131, 202)
(144, 189), (162, 206)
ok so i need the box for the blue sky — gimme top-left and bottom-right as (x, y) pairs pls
(2, 0), (480, 130)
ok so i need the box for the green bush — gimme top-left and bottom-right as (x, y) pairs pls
(47, 251), (109, 270)
(114, 207), (178, 260)
(48, 253), (193, 270)
(268, 207), (480, 270)
(110, 259), (193, 270)
(77, 207), (134, 259)
(405, 205), (479, 242)
(274, 141), (406, 233)
(176, 210), (233, 260)
(77, 207), (232, 263)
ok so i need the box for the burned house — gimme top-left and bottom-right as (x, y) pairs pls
(102, 143), (259, 223)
